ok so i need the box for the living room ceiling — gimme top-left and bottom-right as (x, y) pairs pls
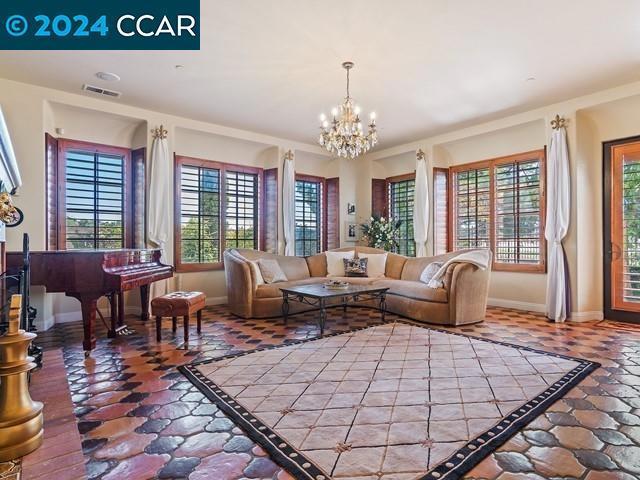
(0, 0), (639, 149)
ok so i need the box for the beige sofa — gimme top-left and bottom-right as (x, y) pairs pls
(223, 246), (491, 326)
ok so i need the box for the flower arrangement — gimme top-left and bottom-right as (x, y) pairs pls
(360, 215), (401, 251)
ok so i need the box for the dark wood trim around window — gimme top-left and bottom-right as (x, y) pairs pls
(47, 136), (135, 250)
(449, 149), (547, 273)
(174, 155), (264, 273)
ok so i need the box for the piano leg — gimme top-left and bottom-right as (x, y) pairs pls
(108, 293), (118, 338)
(140, 284), (150, 322)
(76, 295), (99, 355)
(118, 292), (125, 327)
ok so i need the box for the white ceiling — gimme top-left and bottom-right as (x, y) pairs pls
(1, 0), (639, 148)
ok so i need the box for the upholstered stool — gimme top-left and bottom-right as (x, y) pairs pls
(151, 291), (206, 343)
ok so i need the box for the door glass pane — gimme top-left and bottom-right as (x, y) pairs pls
(623, 154), (640, 304)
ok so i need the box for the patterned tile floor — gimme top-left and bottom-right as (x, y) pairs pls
(27, 306), (640, 479)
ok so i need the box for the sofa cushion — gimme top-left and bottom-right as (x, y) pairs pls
(326, 251), (355, 276)
(373, 279), (448, 303)
(257, 258), (288, 283)
(233, 249), (311, 281)
(306, 253), (327, 277)
(255, 278), (324, 298)
(357, 252), (387, 278)
(384, 253), (407, 279)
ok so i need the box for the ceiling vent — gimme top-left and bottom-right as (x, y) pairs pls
(82, 84), (122, 98)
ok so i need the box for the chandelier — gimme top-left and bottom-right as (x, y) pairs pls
(318, 61), (378, 159)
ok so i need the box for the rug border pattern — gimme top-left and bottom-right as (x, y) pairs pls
(179, 319), (600, 480)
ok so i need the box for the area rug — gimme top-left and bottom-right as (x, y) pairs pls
(180, 321), (599, 480)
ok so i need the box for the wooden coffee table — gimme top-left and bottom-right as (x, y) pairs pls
(279, 283), (389, 335)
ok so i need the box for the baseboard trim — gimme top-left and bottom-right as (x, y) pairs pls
(206, 296), (228, 306)
(568, 311), (604, 322)
(487, 298), (604, 322)
(54, 306), (141, 324)
(488, 298), (546, 313)
(51, 299), (227, 325)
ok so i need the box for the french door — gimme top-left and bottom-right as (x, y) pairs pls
(604, 138), (640, 322)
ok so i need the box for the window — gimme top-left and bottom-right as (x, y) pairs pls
(450, 149), (546, 272)
(174, 156), (262, 271)
(224, 170), (259, 250)
(295, 176), (323, 256)
(47, 138), (139, 251)
(433, 167), (449, 255)
(388, 175), (415, 256)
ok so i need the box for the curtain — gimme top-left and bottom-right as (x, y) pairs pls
(283, 151), (296, 256)
(545, 127), (571, 322)
(413, 150), (429, 257)
(148, 131), (172, 299)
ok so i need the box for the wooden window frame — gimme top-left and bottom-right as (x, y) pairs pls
(174, 155), (264, 273)
(387, 172), (417, 257)
(294, 173), (327, 256)
(52, 138), (133, 250)
(449, 149), (547, 273)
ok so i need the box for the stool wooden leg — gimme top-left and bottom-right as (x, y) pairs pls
(197, 309), (202, 334)
(183, 315), (189, 343)
(172, 317), (177, 333)
(155, 316), (162, 342)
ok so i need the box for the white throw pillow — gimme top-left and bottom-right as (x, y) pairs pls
(256, 259), (288, 284)
(420, 262), (443, 284)
(325, 251), (355, 277)
(357, 252), (387, 278)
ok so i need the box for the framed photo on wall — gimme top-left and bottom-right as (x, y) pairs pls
(347, 203), (356, 215)
(345, 221), (359, 241)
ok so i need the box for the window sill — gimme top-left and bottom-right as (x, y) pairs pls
(492, 263), (546, 274)
(176, 262), (224, 273)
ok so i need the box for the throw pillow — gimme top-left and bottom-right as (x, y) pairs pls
(357, 252), (387, 278)
(256, 259), (288, 284)
(343, 258), (368, 277)
(326, 251), (355, 277)
(420, 262), (443, 284)
(250, 261), (265, 285)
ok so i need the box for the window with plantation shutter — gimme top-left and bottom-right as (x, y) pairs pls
(295, 175), (323, 257)
(495, 159), (542, 266)
(47, 139), (136, 251)
(174, 156), (264, 272)
(433, 167), (449, 254)
(178, 164), (221, 266)
(451, 149), (546, 272)
(453, 167), (491, 250)
(224, 170), (259, 250)
(388, 175), (416, 257)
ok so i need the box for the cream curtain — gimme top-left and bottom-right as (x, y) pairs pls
(545, 127), (571, 322)
(148, 129), (172, 299)
(413, 150), (429, 257)
(282, 151), (296, 256)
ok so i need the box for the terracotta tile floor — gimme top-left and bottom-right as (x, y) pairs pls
(25, 306), (640, 479)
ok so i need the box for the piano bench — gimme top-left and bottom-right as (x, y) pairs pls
(151, 291), (206, 343)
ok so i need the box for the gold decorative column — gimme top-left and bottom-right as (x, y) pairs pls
(0, 295), (43, 461)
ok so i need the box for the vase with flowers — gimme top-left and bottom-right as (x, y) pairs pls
(360, 215), (401, 251)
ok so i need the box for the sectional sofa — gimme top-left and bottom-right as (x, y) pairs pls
(223, 247), (491, 326)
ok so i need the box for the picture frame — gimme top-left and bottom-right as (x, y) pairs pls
(347, 202), (356, 215)
(345, 221), (359, 241)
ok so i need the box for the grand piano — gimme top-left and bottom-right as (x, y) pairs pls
(7, 248), (173, 355)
